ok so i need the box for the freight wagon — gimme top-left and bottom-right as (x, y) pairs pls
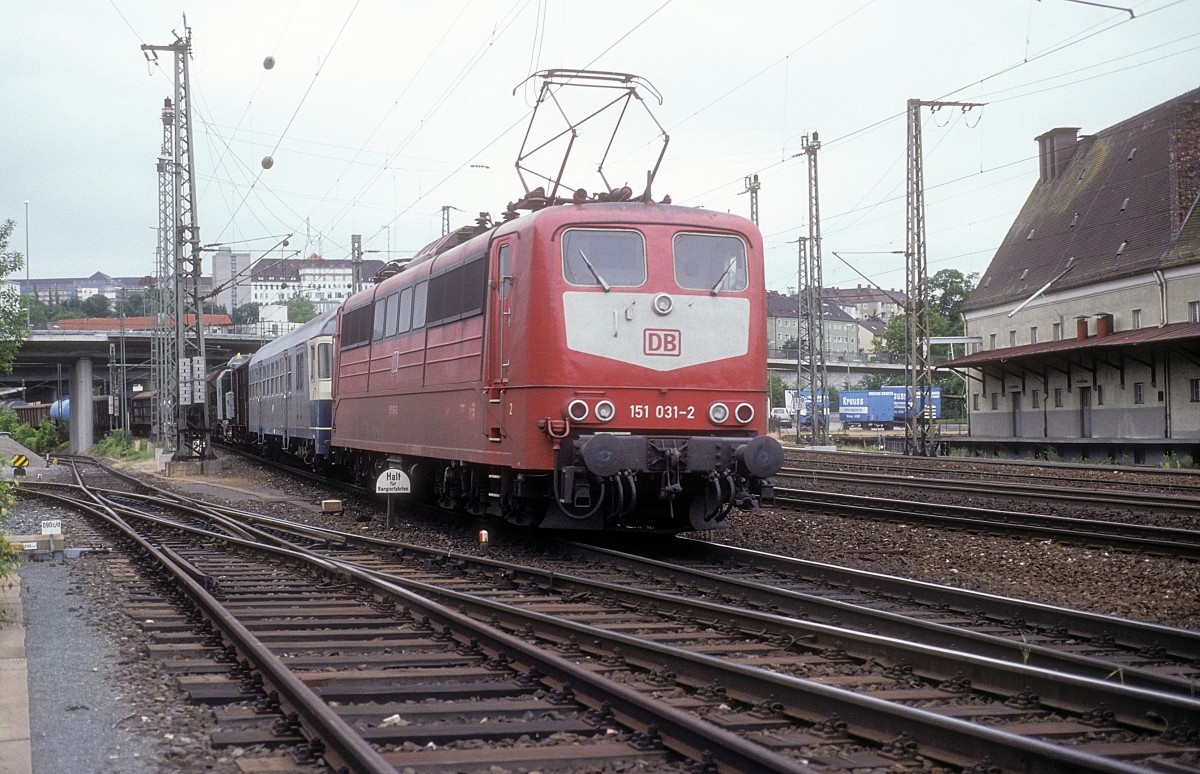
(837, 390), (896, 430)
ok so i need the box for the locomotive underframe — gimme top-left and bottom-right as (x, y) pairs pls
(335, 431), (782, 533)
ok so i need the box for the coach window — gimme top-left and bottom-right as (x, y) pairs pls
(412, 281), (429, 329)
(316, 342), (331, 379)
(498, 243), (511, 300)
(397, 287), (413, 334)
(373, 297), (387, 341)
(384, 292), (399, 337)
(673, 233), (747, 293)
(561, 229), (646, 288)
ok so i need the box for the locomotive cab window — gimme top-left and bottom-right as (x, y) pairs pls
(561, 229), (646, 288)
(673, 233), (747, 293)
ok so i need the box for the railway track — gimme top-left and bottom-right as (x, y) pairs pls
(18, 457), (1200, 772)
(769, 483), (1200, 559)
(783, 448), (1200, 496)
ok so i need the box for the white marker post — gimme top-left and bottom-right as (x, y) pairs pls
(375, 468), (412, 528)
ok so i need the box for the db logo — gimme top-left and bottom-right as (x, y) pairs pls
(644, 328), (681, 357)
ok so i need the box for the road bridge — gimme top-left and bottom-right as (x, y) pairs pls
(2, 329), (269, 452)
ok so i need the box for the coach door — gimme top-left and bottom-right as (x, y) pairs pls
(484, 241), (513, 442)
(1079, 386), (1093, 438)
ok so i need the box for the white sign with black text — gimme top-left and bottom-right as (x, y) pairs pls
(375, 468), (412, 495)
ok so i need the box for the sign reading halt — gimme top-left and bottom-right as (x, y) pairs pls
(375, 468), (411, 495)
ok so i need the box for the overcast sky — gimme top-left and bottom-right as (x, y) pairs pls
(3, 0), (1198, 297)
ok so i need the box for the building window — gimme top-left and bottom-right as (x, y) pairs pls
(1192, 379), (1200, 403)
(1030, 326), (1038, 344)
(1134, 382), (1145, 404)
(1032, 389), (1040, 408)
(990, 392), (999, 410)
(1054, 388), (1064, 408)
(1131, 308), (1142, 329)
(989, 333), (997, 349)
(1053, 321), (1062, 340)
(1009, 330), (1017, 347)
(1191, 301), (1200, 324)
(972, 394), (980, 411)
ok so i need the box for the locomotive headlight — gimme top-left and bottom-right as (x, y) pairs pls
(652, 292), (674, 316)
(566, 399), (590, 422)
(595, 400), (616, 422)
(708, 402), (730, 424)
(734, 402), (755, 424)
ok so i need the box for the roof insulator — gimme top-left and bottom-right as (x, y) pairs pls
(1069, 213), (1080, 228)
(1120, 197), (1130, 212)
(1026, 229), (1035, 241)
(1127, 147), (1137, 161)
(1116, 240), (1127, 256)
(1019, 269), (1029, 280)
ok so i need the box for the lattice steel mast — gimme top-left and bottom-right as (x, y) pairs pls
(143, 23), (210, 460)
(742, 173), (761, 226)
(152, 98), (177, 451)
(800, 133), (827, 445)
(905, 99), (981, 456)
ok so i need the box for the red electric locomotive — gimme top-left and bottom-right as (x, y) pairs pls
(330, 197), (783, 531)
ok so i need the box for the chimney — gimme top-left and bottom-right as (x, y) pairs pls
(1076, 317), (1090, 339)
(1036, 127), (1080, 183)
(1095, 313), (1113, 338)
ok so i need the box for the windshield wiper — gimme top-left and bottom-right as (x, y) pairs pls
(578, 250), (611, 292)
(710, 256), (737, 295)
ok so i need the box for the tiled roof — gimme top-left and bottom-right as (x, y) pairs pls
(824, 286), (906, 305)
(765, 290), (856, 322)
(942, 320), (1200, 368)
(54, 314), (233, 331)
(963, 87), (1200, 313)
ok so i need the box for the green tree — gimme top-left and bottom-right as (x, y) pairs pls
(286, 295), (317, 324)
(0, 220), (29, 373)
(0, 220), (28, 574)
(873, 269), (977, 359)
(20, 295), (50, 327)
(81, 294), (112, 317)
(119, 290), (152, 318)
(929, 268), (979, 321)
(768, 371), (786, 408)
(233, 302), (261, 325)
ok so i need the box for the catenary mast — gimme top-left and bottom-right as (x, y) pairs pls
(143, 22), (210, 460)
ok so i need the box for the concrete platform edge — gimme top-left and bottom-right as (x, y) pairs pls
(0, 573), (32, 774)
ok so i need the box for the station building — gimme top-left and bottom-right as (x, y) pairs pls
(945, 87), (1200, 465)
